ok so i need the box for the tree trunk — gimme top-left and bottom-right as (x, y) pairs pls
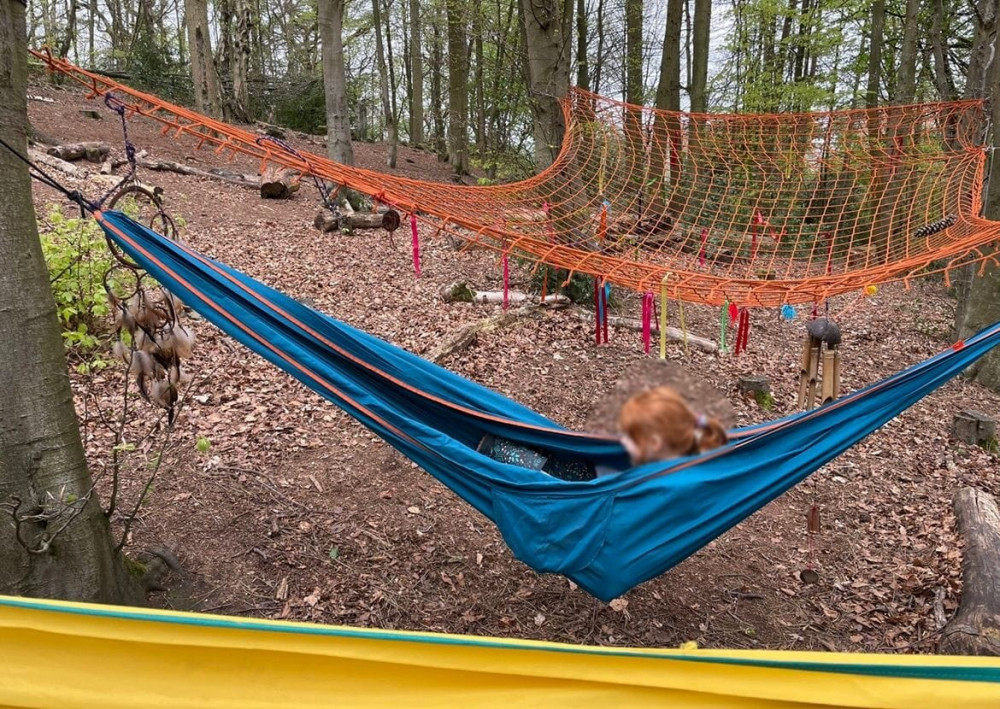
(56, 0), (79, 59)
(940, 488), (1000, 655)
(184, 0), (223, 118)
(929, 0), (956, 100)
(319, 0), (354, 166)
(231, 0), (253, 122)
(446, 0), (469, 175)
(576, 0), (589, 90)
(372, 0), (398, 168)
(0, 0), (141, 605)
(473, 11), (486, 153)
(865, 0), (885, 108)
(953, 0), (1000, 390)
(894, 0), (921, 104)
(690, 0), (711, 112)
(430, 3), (447, 160)
(594, 0), (605, 95)
(409, 0), (424, 147)
(625, 0), (643, 106)
(519, 0), (573, 171)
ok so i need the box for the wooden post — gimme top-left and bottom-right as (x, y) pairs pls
(821, 349), (837, 404)
(798, 337), (813, 408)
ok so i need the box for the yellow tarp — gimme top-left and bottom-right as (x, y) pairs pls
(1, 595), (999, 708)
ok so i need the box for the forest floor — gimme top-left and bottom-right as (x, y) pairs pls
(24, 74), (1000, 654)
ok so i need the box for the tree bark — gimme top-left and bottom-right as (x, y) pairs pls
(447, 0), (469, 174)
(408, 0), (424, 147)
(520, 0), (573, 170)
(430, 3), (447, 159)
(0, 0), (140, 604)
(940, 488), (1000, 655)
(184, 0), (223, 119)
(319, 0), (354, 167)
(625, 0), (643, 106)
(372, 0), (398, 168)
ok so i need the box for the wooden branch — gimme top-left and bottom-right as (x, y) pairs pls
(28, 147), (80, 176)
(940, 487), (1000, 656)
(137, 157), (259, 190)
(571, 311), (718, 353)
(426, 308), (537, 363)
(46, 141), (110, 163)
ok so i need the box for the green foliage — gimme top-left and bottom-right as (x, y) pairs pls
(271, 78), (327, 135)
(196, 436), (212, 453)
(530, 265), (599, 306)
(754, 390), (775, 411)
(38, 207), (120, 353)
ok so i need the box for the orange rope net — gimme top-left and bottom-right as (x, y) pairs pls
(32, 49), (1000, 307)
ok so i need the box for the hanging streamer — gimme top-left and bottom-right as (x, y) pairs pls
(659, 275), (670, 359)
(641, 292), (654, 354)
(601, 280), (610, 344)
(599, 202), (609, 243)
(824, 232), (835, 275)
(734, 308), (751, 355)
(541, 201), (556, 243)
(699, 228), (708, 267)
(678, 300), (690, 356)
(410, 212), (421, 277)
(720, 301), (729, 354)
(502, 252), (510, 311)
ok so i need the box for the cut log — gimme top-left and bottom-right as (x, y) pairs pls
(137, 157), (259, 190)
(951, 410), (997, 446)
(571, 311), (717, 353)
(940, 488), (1000, 656)
(314, 211), (391, 233)
(439, 282), (568, 306)
(27, 148), (80, 176)
(260, 165), (300, 199)
(46, 141), (110, 163)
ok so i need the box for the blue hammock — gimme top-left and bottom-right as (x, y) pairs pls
(97, 210), (1000, 602)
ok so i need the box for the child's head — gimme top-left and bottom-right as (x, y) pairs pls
(618, 386), (728, 465)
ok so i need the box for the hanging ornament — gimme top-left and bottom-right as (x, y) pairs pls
(781, 304), (796, 320)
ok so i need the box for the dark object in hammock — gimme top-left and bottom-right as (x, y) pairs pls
(477, 434), (597, 482)
(907, 214), (957, 239)
(806, 317), (842, 347)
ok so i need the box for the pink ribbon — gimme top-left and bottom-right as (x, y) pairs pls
(410, 212), (421, 277)
(641, 292), (654, 354)
(699, 228), (708, 266)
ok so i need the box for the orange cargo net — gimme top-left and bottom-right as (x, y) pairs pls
(31, 48), (1000, 307)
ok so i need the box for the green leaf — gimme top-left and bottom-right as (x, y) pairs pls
(196, 436), (212, 453)
(328, 546), (339, 560)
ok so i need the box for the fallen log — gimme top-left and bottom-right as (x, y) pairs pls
(571, 311), (717, 353)
(28, 148), (80, 176)
(314, 211), (387, 233)
(47, 141), (110, 163)
(137, 157), (259, 190)
(260, 165), (300, 199)
(940, 487), (1000, 656)
(439, 282), (568, 306)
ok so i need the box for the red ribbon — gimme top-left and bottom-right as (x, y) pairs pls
(699, 227), (708, 266)
(502, 253), (510, 311)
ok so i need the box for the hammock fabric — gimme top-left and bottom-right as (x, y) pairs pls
(31, 49), (1000, 307)
(3, 594), (1000, 708)
(96, 209), (1000, 602)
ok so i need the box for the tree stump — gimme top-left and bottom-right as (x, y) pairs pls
(46, 141), (110, 163)
(951, 410), (997, 445)
(260, 165), (300, 199)
(939, 488), (1000, 655)
(737, 376), (771, 396)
